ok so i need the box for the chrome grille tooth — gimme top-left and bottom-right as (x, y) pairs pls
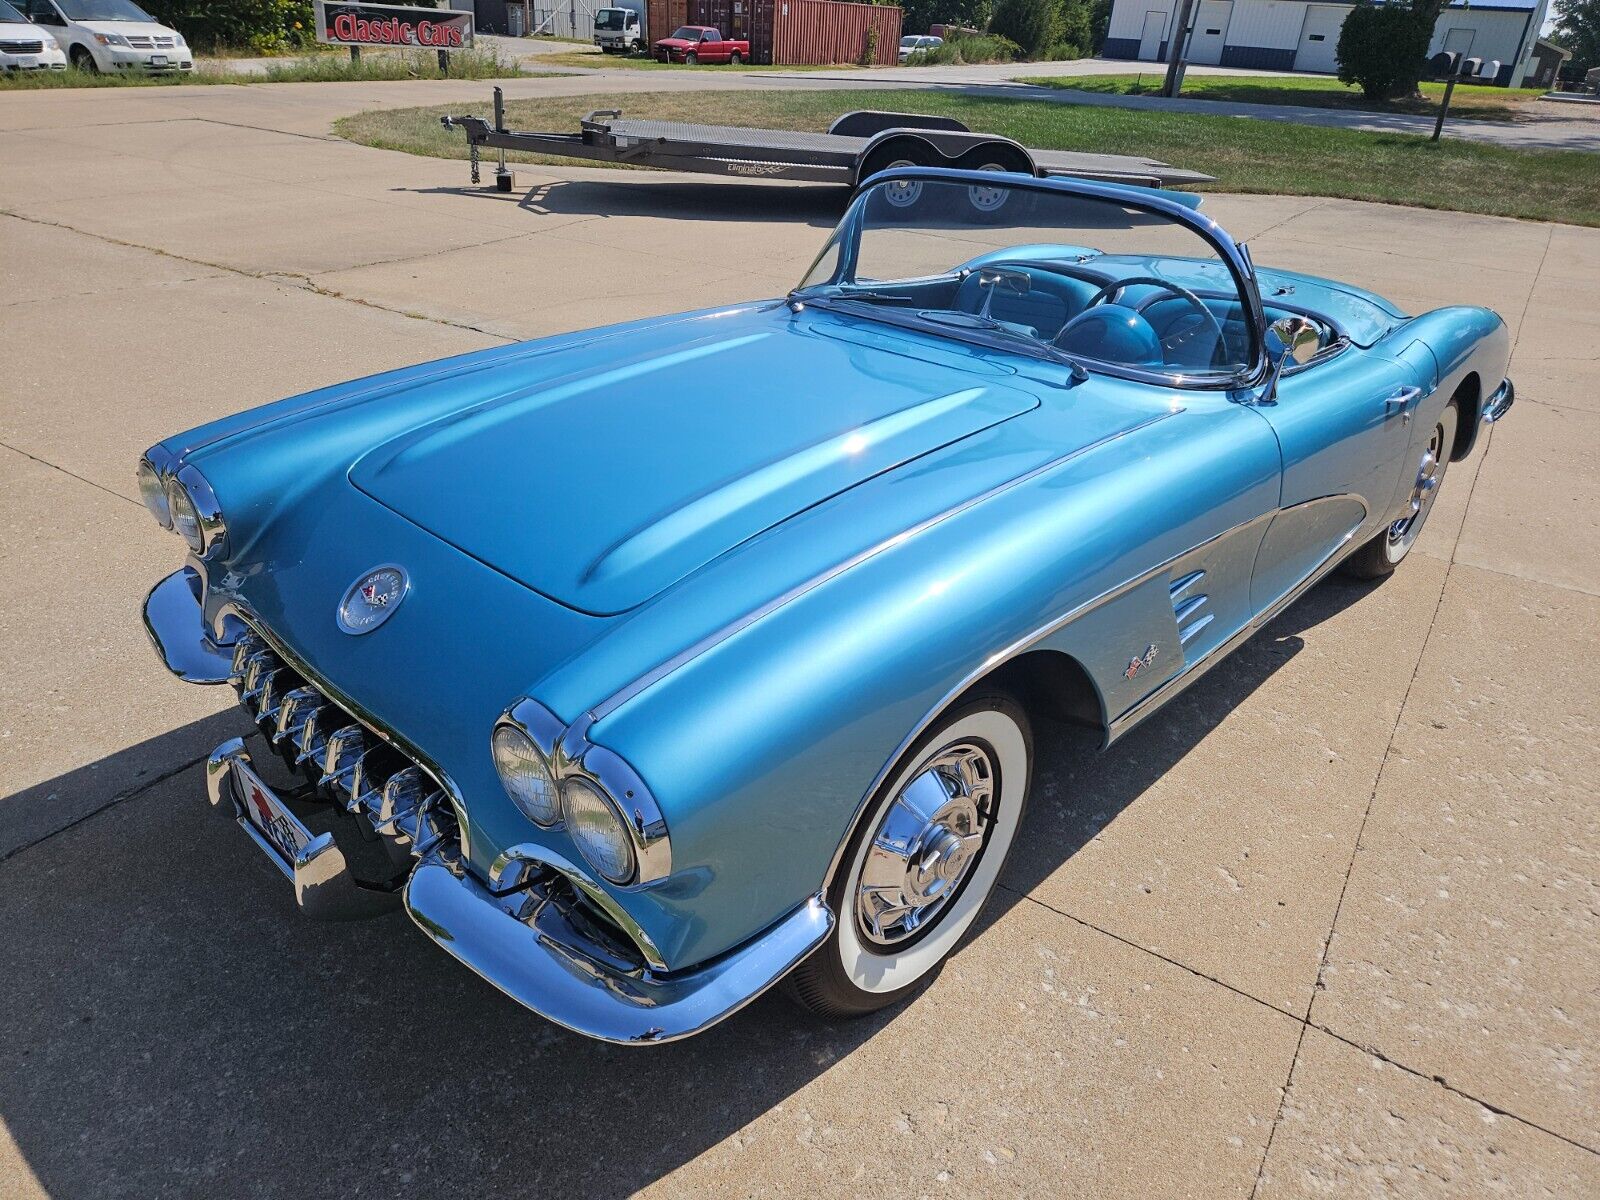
(349, 747), (391, 817)
(319, 724), (367, 796)
(273, 686), (322, 745)
(229, 635), (265, 684)
(374, 767), (426, 835)
(294, 704), (334, 768)
(250, 667), (289, 723)
(237, 649), (278, 701)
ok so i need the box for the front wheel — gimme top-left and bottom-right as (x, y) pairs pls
(787, 693), (1032, 1018)
(69, 44), (98, 73)
(1343, 400), (1459, 579)
(684, 50), (699, 64)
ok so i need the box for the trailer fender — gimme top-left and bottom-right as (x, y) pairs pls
(827, 110), (971, 138)
(855, 130), (1036, 187)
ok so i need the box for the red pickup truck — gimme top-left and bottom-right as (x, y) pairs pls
(653, 25), (749, 64)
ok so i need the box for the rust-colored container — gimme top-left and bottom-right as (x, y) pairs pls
(682, 0), (899, 66)
(771, 0), (901, 66)
(647, 0), (690, 50)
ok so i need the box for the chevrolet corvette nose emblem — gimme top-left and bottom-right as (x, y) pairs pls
(338, 565), (409, 635)
(1125, 644), (1158, 680)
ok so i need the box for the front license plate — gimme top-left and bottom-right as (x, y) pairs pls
(233, 758), (312, 863)
(17, 55), (36, 66)
(150, 54), (167, 65)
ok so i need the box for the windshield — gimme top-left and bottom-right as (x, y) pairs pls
(796, 178), (1256, 382)
(669, 26), (701, 38)
(58, 0), (153, 19)
(595, 8), (626, 29)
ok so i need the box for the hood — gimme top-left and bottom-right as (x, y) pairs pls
(349, 310), (1040, 616)
(76, 18), (176, 36)
(1255, 266), (1406, 347)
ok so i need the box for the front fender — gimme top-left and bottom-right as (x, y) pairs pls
(1397, 305), (1510, 461)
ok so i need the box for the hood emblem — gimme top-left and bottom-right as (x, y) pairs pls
(338, 564), (409, 635)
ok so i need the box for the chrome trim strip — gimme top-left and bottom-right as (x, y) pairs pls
(405, 857), (833, 1045)
(173, 463), (227, 558)
(1168, 569), (1205, 600)
(590, 410), (1181, 724)
(1172, 594), (1208, 624)
(489, 840), (669, 970)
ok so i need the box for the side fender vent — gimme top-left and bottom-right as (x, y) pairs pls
(1170, 570), (1214, 646)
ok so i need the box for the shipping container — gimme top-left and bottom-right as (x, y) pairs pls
(680, 0), (899, 66)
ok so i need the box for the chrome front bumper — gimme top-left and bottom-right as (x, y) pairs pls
(145, 565), (836, 1043)
(1484, 377), (1514, 425)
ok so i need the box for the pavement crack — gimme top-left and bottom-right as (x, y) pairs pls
(0, 748), (212, 868)
(0, 438), (142, 511)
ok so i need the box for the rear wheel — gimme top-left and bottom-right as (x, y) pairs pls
(729, 50), (742, 64)
(1343, 400), (1459, 579)
(787, 693), (1032, 1018)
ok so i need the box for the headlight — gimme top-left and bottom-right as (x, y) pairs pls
(137, 459), (171, 527)
(94, 32), (128, 46)
(166, 475), (202, 550)
(563, 777), (636, 884)
(491, 724), (561, 826)
(174, 33), (186, 46)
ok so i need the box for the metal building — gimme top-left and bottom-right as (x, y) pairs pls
(1101, 0), (1551, 86)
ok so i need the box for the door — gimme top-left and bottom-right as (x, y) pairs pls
(1187, 0), (1231, 66)
(1137, 9), (1166, 61)
(1442, 26), (1474, 57)
(1249, 349), (1425, 613)
(1293, 5), (1343, 73)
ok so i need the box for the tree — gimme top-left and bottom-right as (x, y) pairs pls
(988, 0), (1059, 56)
(899, 0), (991, 38)
(141, 1), (315, 52)
(1335, 0), (1434, 99)
(1551, 0), (1600, 75)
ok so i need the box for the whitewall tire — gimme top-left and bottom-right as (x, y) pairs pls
(788, 692), (1032, 1017)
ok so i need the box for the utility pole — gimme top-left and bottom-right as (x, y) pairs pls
(1160, 0), (1198, 97)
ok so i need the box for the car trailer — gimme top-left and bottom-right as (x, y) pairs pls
(442, 87), (1214, 194)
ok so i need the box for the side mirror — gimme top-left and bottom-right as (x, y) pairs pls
(978, 266), (1031, 296)
(1266, 314), (1319, 366)
(1262, 314), (1320, 402)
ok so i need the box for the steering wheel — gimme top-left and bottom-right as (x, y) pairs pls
(1072, 276), (1232, 367)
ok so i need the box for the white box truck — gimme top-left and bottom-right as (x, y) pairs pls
(592, 0), (645, 52)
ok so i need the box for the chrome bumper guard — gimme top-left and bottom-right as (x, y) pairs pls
(1484, 377), (1514, 425)
(206, 738), (397, 919)
(147, 565), (837, 1043)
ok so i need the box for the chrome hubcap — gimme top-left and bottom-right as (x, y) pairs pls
(855, 744), (995, 947)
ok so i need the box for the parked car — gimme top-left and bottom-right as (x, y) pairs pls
(592, 2), (644, 53)
(898, 33), (943, 61)
(23, 0), (190, 73)
(0, 0), (65, 69)
(141, 170), (1512, 1045)
(652, 24), (747, 64)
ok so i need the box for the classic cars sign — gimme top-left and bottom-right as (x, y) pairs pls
(314, 2), (473, 49)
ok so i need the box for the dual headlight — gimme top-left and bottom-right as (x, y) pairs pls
(491, 720), (661, 887)
(138, 455), (226, 557)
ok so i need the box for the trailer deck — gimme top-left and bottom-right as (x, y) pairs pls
(443, 90), (1215, 192)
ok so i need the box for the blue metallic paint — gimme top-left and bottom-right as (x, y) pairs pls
(145, 171), (1511, 979)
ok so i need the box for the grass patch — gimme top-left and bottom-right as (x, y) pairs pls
(1016, 72), (1547, 122)
(334, 88), (1599, 226)
(0, 47), (526, 89)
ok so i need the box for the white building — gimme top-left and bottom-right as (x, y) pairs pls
(1102, 0), (1551, 87)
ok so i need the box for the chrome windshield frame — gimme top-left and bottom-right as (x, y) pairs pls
(799, 168), (1270, 392)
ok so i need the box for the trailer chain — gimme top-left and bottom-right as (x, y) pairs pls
(469, 139), (480, 186)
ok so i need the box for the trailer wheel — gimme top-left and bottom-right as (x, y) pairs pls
(859, 141), (937, 216)
(954, 145), (1034, 223)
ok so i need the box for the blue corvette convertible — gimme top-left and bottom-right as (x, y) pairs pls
(141, 170), (1513, 1043)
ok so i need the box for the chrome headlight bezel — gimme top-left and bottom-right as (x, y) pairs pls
(493, 697), (672, 888)
(145, 456), (226, 557)
(137, 456), (171, 528)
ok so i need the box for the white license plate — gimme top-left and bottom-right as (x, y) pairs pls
(17, 55), (37, 66)
(233, 758), (313, 863)
(150, 54), (167, 65)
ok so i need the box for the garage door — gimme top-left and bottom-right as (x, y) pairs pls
(1294, 4), (1344, 74)
(1187, 0), (1232, 66)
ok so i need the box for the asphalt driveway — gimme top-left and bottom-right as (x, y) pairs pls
(0, 80), (1596, 1198)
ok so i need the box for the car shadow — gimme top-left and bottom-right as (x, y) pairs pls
(399, 176), (849, 226)
(0, 576), (1374, 1197)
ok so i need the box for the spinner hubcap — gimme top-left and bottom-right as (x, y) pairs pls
(854, 744), (996, 947)
(1389, 424), (1447, 548)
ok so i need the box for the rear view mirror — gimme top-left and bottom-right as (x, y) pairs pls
(1266, 314), (1319, 366)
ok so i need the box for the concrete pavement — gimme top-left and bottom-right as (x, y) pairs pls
(0, 80), (1596, 1199)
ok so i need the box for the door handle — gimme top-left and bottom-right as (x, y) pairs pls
(1383, 386), (1422, 410)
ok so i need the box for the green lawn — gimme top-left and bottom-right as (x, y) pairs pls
(334, 88), (1599, 226)
(1016, 72), (1548, 123)
(537, 48), (867, 72)
(0, 48), (526, 89)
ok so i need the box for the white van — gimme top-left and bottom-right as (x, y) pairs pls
(23, 0), (192, 73)
(0, 0), (67, 70)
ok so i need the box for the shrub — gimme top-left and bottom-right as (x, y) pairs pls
(142, 0), (315, 53)
(906, 33), (1022, 64)
(1336, 0), (1431, 99)
(988, 0), (1059, 57)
